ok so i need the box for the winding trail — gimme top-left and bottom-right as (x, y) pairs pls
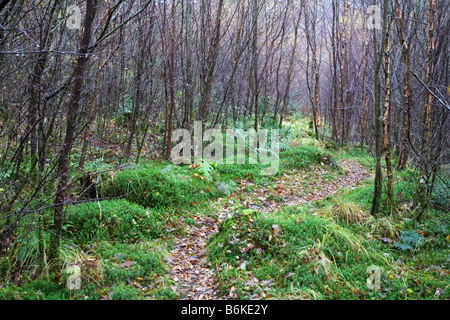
(167, 159), (372, 300)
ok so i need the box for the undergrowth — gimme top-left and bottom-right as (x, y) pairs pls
(1, 117), (448, 301)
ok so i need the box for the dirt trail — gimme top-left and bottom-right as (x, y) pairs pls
(251, 159), (371, 214)
(168, 214), (224, 300)
(168, 159), (371, 300)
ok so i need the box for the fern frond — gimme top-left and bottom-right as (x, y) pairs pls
(393, 231), (424, 251)
(199, 159), (215, 181)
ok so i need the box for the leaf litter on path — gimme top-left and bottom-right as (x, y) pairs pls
(237, 159), (371, 214)
(168, 212), (228, 300)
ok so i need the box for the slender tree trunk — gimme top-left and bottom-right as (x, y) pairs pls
(252, 0), (259, 131)
(79, 56), (103, 170)
(331, 0), (338, 141)
(338, 1), (348, 145)
(48, 0), (95, 266)
(371, 0), (388, 218)
(396, 0), (412, 170)
(213, 0), (247, 128)
(125, 13), (146, 161)
(417, 0), (436, 219)
(383, 13), (395, 206)
(165, 0), (176, 159)
(361, 37), (369, 150)
(274, 5), (289, 123)
(79, 3), (114, 169)
(303, 0), (319, 140)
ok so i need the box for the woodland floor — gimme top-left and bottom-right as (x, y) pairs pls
(168, 159), (372, 300)
(1, 119), (448, 301)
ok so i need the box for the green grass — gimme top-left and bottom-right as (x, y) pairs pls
(64, 199), (166, 245)
(208, 196), (449, 300)
(280, 145), (335, 171)
(103, 162), (218, 210)
(337, 147), (376, 170)
(208, 207), (396, 300)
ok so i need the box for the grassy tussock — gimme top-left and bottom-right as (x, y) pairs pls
(320, 199), (370, 225)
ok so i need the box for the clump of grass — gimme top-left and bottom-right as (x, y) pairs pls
(321, 199), (370, 225)
(297, 236), (337, 281)
(4, 225), (47, 279)
(365, 216), (400, 240)
(320, 219), (369, 256)
(60, 243), (104, 288)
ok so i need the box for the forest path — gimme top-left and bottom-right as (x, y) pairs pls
(167, 159), (371, 300)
